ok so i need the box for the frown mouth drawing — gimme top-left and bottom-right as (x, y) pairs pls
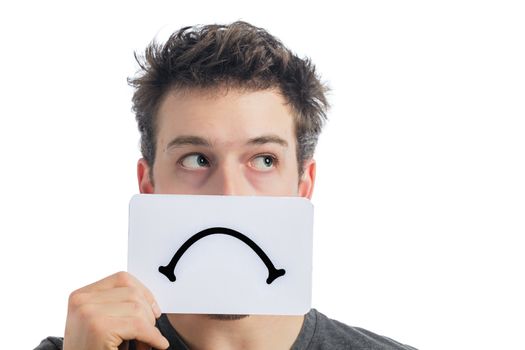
(158, 227), (286, 284)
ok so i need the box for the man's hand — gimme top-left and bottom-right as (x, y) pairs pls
(63, 271), (170, 350)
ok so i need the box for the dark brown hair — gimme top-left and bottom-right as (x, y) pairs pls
(128, 21), (329, 177)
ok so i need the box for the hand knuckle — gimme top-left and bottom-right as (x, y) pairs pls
(132, 318), (148, 334)
(86, 316), (104, 335)
(68, 291), (87, 308)
(75, 303), (88, 318)
(115, 271), (133, 286)
(137, 301), (154, 324)
(128, 287), (143, 302)
(130, 300), (143, 314)
(145, 308), (156, 325)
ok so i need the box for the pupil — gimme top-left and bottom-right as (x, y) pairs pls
(264, 157), (273, 166)
(198, 155), (207, 166)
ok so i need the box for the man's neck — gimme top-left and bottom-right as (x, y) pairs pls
(166, 313), (305, 350)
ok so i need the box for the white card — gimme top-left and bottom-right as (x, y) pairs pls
(127, 194), (313, 315)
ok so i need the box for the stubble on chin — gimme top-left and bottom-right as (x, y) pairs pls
(207, 314), (250, 321)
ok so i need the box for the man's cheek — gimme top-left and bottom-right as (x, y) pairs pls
(248, 174), (295, 196)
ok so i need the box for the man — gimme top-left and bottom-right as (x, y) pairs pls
(37, 21), (416, 350)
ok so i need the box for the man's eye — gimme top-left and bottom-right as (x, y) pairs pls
(180, 154), (210, 169)
(251, 155), (277, 171)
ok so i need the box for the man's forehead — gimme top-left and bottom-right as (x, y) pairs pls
(155, 88), (296, 145)
(156, 87), (293, 119)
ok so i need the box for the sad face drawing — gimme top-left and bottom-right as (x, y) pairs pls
(159, 226), (286, 284)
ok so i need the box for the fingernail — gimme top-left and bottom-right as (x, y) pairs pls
(152, 302), (162, 318)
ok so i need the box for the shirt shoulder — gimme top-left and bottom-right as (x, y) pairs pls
(293, 309), (417, 350)
(34, 337), (63, 350)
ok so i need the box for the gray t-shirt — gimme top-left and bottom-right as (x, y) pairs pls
(35, 309), (417, 350)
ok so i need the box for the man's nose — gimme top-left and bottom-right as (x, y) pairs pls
(212, 163), (246, 196)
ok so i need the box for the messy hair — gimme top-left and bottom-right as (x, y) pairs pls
(128, 21), (329, 178)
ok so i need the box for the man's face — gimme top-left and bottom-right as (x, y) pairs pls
(138, 88), (315, 198)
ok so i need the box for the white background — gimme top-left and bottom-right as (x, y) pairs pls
(0, 1), (523, 349)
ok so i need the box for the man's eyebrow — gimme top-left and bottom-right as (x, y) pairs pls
(247, 135), (288, 147)
(166, 135), (212, 150)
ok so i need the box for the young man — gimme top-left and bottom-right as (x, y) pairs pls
(37, 21), (416, 350)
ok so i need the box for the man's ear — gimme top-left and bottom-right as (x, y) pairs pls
(137, 158), (154, 194)
(298, 159), (316, 199)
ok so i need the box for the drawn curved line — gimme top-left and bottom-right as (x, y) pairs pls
(158, 227), (286, 284)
